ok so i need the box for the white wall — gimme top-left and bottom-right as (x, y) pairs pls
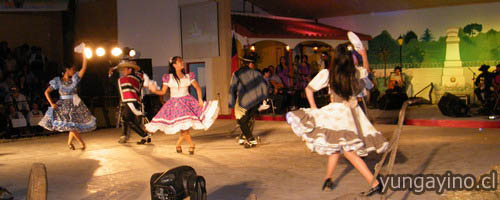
(117, 0), (182, 68)
(319, 2), (500, 38)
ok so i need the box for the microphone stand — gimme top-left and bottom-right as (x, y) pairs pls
(467, 67), (478, 105)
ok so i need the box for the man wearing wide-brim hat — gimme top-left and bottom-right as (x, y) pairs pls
(474, 64), (493, 103)
(113, 60), (152, 144)
(229, 55), (268, 148)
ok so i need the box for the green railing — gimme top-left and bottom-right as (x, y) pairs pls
(370, 60), (499, 69)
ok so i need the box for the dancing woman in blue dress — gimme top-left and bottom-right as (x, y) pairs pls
(39, 46), (96, 150)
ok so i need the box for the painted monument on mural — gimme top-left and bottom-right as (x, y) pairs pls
(367, 23), (500, 101)
(368, 23), (500, 66)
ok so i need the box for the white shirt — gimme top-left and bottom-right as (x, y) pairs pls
(163, 73), (195, 98)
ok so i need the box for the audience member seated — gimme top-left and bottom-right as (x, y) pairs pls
(28, 103), (44, 133)
(387, 66), (405, 92)
(493, 64), (500, 91)
(3, 52), (18, 73)
(263, 67), (285, 114)
(18, 64), (38, 98)
(474, 64), (494, 104)
(0, 75), (9, 101)
(7, 104), (27, 138)
(0, 105), (7, 138)
(29, 46), (47, 74)
(266, 66), (285, 94)
(295, 55), (311, 107)
(379, 66), (408, 110)
(28, 103), (43, 126)
(5, 86), (30, 114)
(367, 70), (381, 109)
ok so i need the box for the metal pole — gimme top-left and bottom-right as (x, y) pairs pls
(399, 45), (402, 68)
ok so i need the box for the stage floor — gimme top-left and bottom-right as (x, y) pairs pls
(1, 120), (499, 199)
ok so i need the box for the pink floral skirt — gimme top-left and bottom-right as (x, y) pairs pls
(145, 95), (219, 134)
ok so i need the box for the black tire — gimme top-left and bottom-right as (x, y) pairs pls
(27, 163), (47, 200)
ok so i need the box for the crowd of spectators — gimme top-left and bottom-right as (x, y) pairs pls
(0, 41), (57, 138)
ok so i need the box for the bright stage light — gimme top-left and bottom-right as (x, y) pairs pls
(129, 49), (136, 57)
(84, 47), (93, 59)
(111, 47), (122, 57)
(286, 45), (290, 51)
(250, 45), (256, 52)
(96, 47), (105, 57)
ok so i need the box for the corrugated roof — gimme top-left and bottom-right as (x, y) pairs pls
(232, 14), (371, 40)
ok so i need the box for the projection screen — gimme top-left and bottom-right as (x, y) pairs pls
(180, 1), (219, 59)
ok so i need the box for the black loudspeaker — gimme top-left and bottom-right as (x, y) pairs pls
(150, 166), (207, 200)
(438, 93), (470, 117)
(132, 58), (153, 78)
(378, 92), (409, 110)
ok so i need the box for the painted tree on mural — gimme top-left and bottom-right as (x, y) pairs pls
(463, 23), (483, 37)
(459, 27), (500, 61)
(403, 39), (424, 64)
(420, 36), (446, 63)
(421, 28), (433, 42)
(368, 24), (499, 67)
(404, 31), (418, 44)
(367, 30), (399, 64)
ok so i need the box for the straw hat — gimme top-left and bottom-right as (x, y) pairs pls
(116, 61), (140, 71)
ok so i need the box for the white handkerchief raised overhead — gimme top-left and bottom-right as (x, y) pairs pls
(74, 43), (85, 53)
(347, 31), (364, 51)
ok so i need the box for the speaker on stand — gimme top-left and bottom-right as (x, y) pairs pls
(438, 93), (470, 117)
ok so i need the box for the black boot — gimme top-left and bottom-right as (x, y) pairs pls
(322, 178), (335, 191)
(361, 176), (383, 196)
(137, 138), (147, 145)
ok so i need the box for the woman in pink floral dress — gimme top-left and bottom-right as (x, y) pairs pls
(146, 56), (219, 155)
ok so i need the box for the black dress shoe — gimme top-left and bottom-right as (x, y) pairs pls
(137, 139), (147, 145)
(361, 183), (383, 196)
(147, 137), (151, 143)
(322, 178), (335, 191)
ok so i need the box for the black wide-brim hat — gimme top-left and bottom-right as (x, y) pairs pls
(239, 56), (255, 63)
(479, 64), (490, 72)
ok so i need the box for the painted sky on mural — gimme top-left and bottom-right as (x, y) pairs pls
(320, 2), (500, 39)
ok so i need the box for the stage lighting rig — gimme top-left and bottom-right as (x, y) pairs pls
(84, 47), (93, 59)
(111, 47), (123, 57)
(96, 47), (106, 57)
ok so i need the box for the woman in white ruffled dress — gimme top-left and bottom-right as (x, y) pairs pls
(286, 42), (388, 196)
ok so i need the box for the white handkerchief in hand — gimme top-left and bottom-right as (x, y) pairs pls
(347, 31), (364, 51)
(356, 66), (369, 79)
(258, 100), (270, 112)
(152, 81), (160, 90)
(143, 73), (150, 87)
(74, 43), (85, 53)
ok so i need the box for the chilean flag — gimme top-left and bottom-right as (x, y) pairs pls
(231, 33), (239, 73)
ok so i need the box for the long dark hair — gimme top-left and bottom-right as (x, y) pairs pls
(169, 56), (184, 84)
(61, 62), (75, 77)
(329, 43), (361, 100)
(276, 56), (287, 73)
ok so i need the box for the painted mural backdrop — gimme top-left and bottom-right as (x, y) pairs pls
(368, 23), (500, 69)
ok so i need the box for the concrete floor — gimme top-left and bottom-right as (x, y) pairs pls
(1, 120), (499, 200)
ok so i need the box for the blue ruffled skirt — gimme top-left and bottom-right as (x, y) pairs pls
(39, 99), (96, 132)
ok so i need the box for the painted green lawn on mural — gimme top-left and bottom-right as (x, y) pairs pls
(367, 24), (500, 68)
